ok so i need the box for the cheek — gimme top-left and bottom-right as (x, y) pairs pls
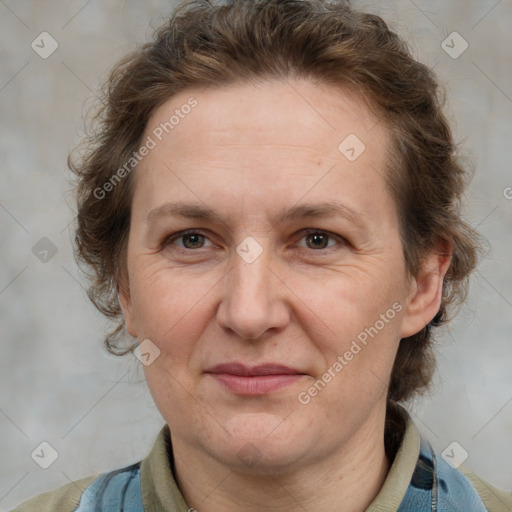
(133, 267), (212, 413)
(288, 262), (405, 337)
(286, 269), (404, 398)
(129, 263), (220, 353)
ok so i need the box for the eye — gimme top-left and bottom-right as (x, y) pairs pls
(297, 229), (343, 250)
(164, 230), (214, 250)
(163, 229), (345, 253)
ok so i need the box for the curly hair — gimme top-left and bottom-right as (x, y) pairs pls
(69, 0), (482, 404)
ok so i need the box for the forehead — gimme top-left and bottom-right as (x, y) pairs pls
(145, 79), (386, 155)
(133, 79), (394, 226)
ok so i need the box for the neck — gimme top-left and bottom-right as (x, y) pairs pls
(171, 402), (396, 512)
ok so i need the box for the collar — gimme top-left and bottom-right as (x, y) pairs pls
(366, 404), (422, 511)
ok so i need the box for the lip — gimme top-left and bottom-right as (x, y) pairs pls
(205, 363), (306, 395)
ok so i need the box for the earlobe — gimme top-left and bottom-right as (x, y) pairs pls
(118, 280), (138, 338)
(399, 239), (452, 338)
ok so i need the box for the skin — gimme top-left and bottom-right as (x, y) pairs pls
(119, 78), (451, 512)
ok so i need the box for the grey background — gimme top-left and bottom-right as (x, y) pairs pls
(1, 0), (511, 508)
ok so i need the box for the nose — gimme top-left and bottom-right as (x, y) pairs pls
(216, 244), (290, 340)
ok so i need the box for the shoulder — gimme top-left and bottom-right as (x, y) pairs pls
(458, 465), (512, 512)
(10, 474), (99, 512)
(431, 441), (512, 512)
(392, 405), (512, 512)
(11, 462), (143, 512)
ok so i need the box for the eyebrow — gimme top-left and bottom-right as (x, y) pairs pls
(146, 200), (367, 228)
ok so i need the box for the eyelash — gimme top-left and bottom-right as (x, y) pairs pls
(163, 228), (346, 253)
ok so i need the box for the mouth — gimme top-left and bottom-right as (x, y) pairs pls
(205, 363), (307, 395)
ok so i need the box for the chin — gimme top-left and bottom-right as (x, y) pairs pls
(214, 440), (309, 476)
(198, 411), (323, 474)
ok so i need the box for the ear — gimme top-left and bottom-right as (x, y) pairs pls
(399, 238), (452, 338)
(118, 278), (138, 338)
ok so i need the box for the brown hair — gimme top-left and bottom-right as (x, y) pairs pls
(70, 0), (482, 404)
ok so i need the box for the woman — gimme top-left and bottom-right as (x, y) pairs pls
(13, 0), (512, 510)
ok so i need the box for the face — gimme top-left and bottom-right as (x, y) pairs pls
(120, 79), (446, 473)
